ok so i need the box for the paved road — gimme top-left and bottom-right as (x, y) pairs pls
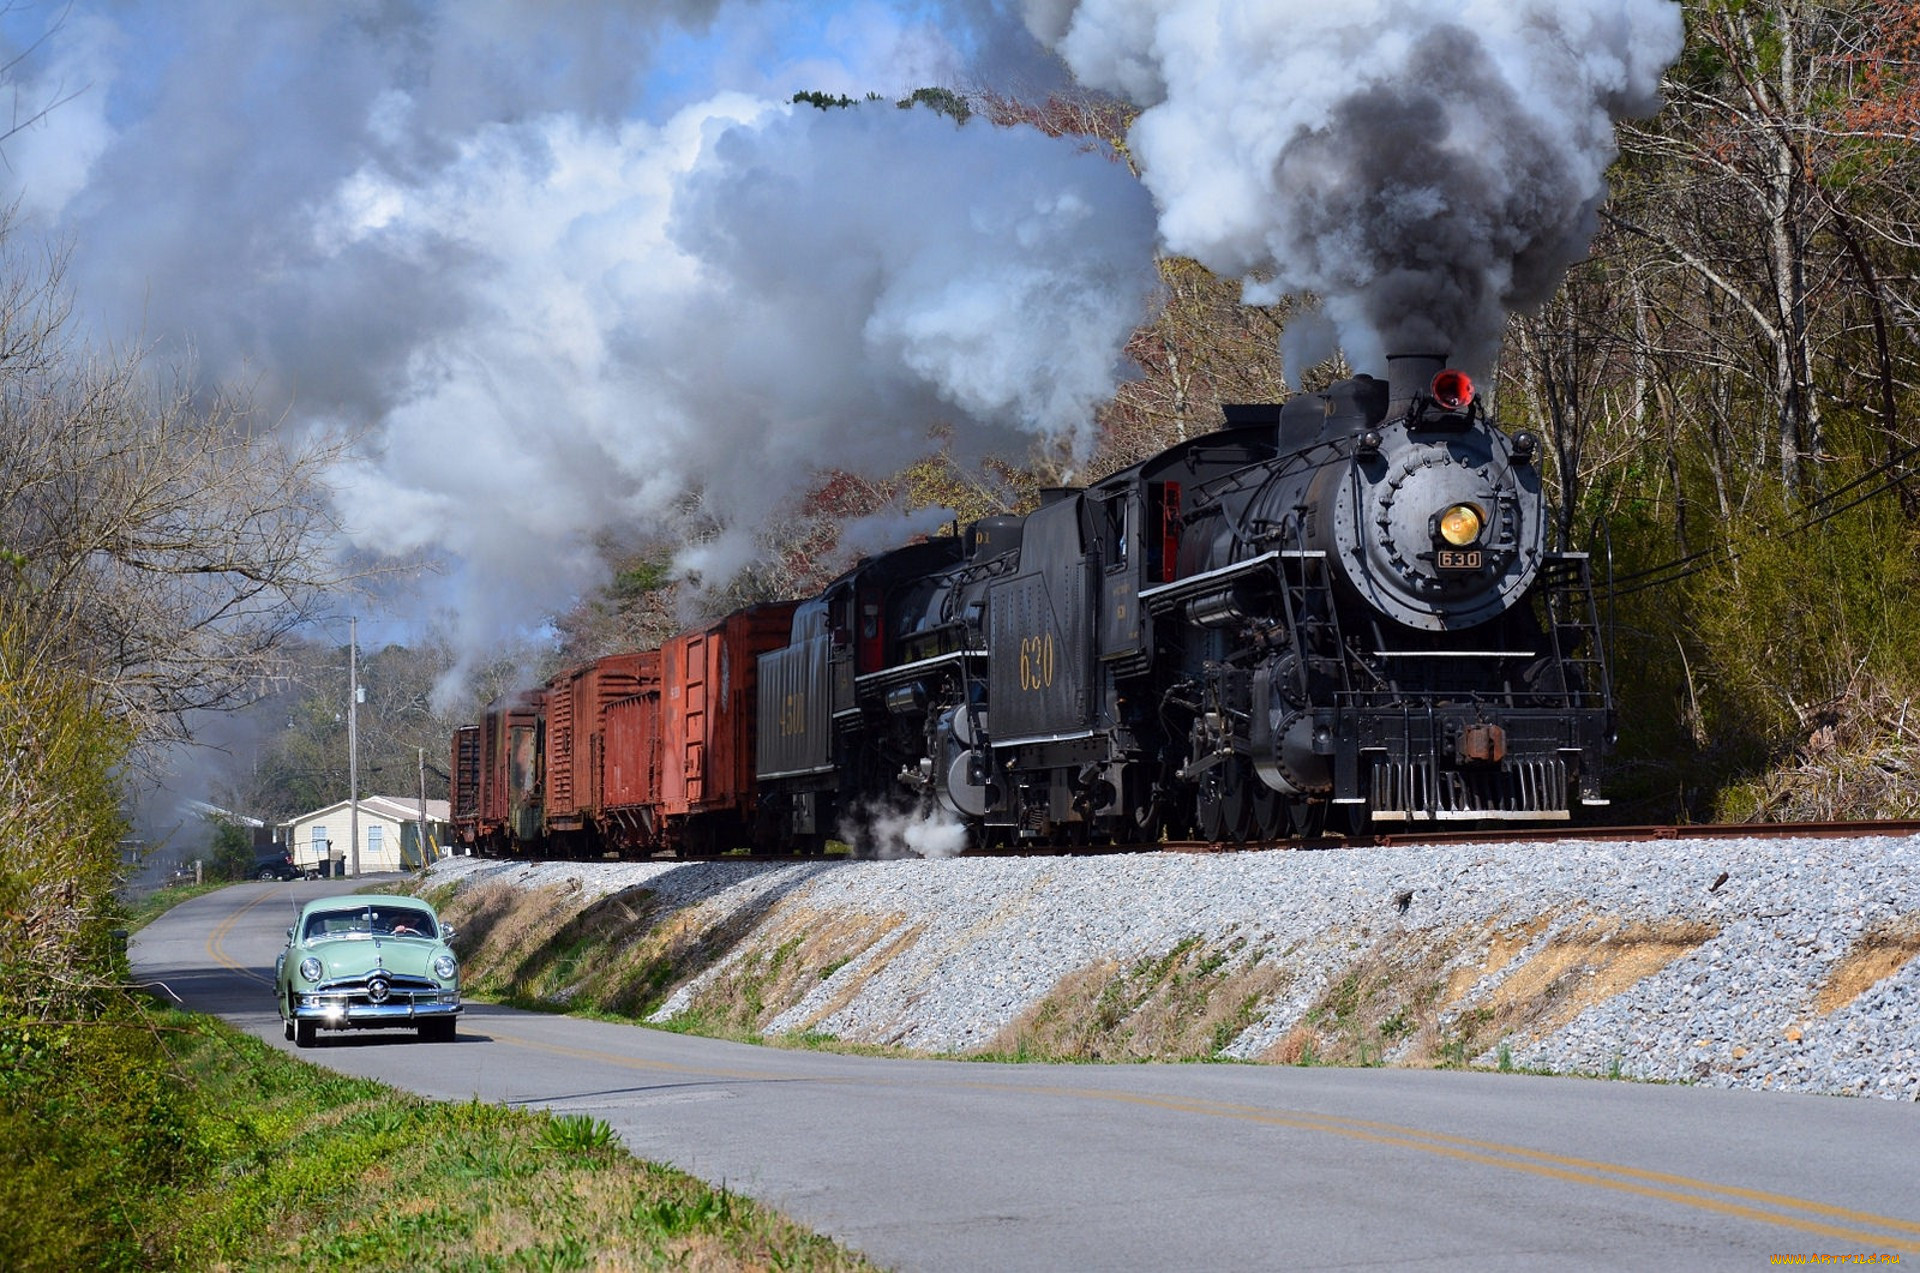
(134, 878), (1920, 1272)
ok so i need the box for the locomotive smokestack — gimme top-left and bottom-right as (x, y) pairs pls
(1387, 353), (1448, 416)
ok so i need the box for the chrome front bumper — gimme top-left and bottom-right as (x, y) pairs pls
(292, 989), (461, 1029)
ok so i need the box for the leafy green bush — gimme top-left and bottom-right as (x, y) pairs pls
(1599, 467), (1920, 820)
(205, 816), (256, 881)
(0, 614), (134, 1023)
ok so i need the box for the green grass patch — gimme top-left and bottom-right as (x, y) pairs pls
(1, 1001), (877, 1271)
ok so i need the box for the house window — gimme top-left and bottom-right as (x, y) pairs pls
(367, 825), (383, 862)
(312, 826), (328, 861)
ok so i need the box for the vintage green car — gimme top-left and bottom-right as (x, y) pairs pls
(274, 894), (461, 1046)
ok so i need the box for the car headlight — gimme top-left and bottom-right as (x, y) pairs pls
(433, 954), (458, 981)
(298, 957), (324, 983)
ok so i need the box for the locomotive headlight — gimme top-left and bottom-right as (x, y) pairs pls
(1438, 503), (1484, 547)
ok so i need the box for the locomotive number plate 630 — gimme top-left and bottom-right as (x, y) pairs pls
(1437, 549), (1483, 570)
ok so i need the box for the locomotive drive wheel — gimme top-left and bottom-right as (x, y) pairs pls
(1248, 781), (1283, 842)
(1220, 770), (1255, 843)
(1197, 772), (1225, 842)
(1199, 761), (1258, 844)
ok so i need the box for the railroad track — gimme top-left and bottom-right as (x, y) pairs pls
(476, 817), (1920, 866)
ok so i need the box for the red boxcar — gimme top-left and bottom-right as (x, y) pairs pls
(601, 683), (664, 851)
(452, 688), (544, 854)
(542, 652), (658, 855)
(656, 601), (799, 852)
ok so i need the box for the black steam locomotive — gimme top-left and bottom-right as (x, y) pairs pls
(753, 353), (1613, 850)
(455, 354), (1613, 857)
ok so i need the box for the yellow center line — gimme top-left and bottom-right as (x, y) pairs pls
(206, 885), (288, 987)
(480, 1020), (802, 1083)
(1045, 1086), (1920, 1253)
(475, 1026), (1920, 1252)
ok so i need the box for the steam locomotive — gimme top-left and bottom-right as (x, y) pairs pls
(451, 354), (1613, 856)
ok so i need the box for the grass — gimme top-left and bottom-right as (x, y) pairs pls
(974, 931), (1293, 1063)
(42, 882), (881, 1272)
(18, 1003), (878, 1272)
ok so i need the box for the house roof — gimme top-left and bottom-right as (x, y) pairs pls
(285, 796), (451, 826)
(183, 798), (266, 828)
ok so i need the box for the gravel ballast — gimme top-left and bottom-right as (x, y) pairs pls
(425, 832), (1920, 1100)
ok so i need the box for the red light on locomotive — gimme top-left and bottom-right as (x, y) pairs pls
(1431, 369), (1474, 411)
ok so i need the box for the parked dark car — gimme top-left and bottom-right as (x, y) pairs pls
(250, 848), (301, 881)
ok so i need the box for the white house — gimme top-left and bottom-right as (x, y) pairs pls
(284, 795), (451, 875)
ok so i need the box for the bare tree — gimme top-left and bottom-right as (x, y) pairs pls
(0, 235), (359, 746)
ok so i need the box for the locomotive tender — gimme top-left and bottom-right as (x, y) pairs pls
(452, 354), (1613, 856)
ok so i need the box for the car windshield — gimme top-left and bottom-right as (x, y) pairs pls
(302, 907), (437, 941)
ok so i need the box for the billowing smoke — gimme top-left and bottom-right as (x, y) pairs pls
(0, 0), (1681, 711)
(1026, 0), (1685, 373)
(0, 3), (1153, 692)
(327, 99), (1158, 688)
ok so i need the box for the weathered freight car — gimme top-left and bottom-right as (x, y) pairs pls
(456, 603), (798, 858)
(543, 652), (659, 856)
(449, 687), (543, 856)
(654, 601), (798, 853)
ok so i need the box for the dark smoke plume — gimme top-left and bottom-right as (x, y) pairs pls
(1027, 0), (1685, 373)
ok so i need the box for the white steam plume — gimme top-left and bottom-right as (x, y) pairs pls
(841, 801), (971, 858)
(1026, 0), (1685, 373)
(329, 98), (1158, 686)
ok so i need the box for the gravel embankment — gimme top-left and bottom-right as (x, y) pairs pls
(426, 833), (1920, 1100)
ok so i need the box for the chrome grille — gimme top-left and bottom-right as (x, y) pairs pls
(317, 972), (442, 1004)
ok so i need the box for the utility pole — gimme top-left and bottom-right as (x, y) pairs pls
(417, 746), (429, 866)
(349, 616), (360, 878)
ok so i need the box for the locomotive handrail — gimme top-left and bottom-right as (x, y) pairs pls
(853, 648), (988, 690)
(1139, 548), (1324, 611)
(1366, 649), (1537, 658)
